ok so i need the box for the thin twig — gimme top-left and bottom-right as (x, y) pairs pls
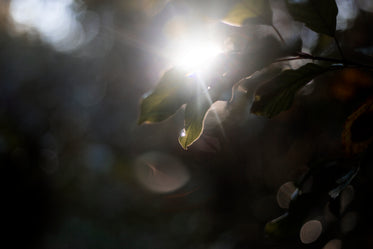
(274, 56), (303, 63)
(271, 24), (286, 45)
(273, 52), (373, 70)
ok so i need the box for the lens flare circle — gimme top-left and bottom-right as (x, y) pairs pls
(133, 152), (190, 193)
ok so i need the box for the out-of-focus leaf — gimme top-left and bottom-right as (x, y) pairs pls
(138, 68), (194, 124)
(180, 0), (236, 19)
(251, 63), (329, 118)
(230, 37), (287, 82)
(222, 0), (272, 27)
(286, 0), (338, 36)
(178, 95), (212, 150)
(312, 34), (335, 56)
(242, 67), (283, 102)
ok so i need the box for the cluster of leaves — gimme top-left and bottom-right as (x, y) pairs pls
(138, 0), (371, 150)
(137, 0), (373, 246)
(266, 157), (360, 243)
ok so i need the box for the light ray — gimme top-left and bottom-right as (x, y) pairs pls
(195, 73), (227, 140)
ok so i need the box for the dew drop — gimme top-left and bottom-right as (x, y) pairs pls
(180, 128), (186, 137)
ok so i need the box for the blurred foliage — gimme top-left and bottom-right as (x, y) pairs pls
(2, 0), (373, 249)
(251, 63), (331, 118)
(222, 0), (273, 26)
(286, 0), (338, 36)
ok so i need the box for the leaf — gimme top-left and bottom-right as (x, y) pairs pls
(286, 0), (338, 36)
(312, 34), (335, 56)
(182, 0), (236, 19)
(229, 37), (286, 83)
(222, 0), (272, 27)
(138, 68), (194, 124)
(178, 95), (212, 150)
(251, 63), (329, 118)
(243, 67), (284, 102)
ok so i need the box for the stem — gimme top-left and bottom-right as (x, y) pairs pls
(297, 52), (345, 64)
(274, 56), (303, 63)
(271, 25), (285, 45)
(273, 52), (373, 70)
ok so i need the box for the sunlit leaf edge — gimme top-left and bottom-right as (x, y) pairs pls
(178, 96), (212, 150)
(222, 0), (272, 27)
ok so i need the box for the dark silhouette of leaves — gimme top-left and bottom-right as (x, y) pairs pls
(286, 0), (338, 36)
(251, 63), (329, 118)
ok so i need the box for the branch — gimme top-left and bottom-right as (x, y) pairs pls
(271, 24), (285, 45)
(273, 52), (373, 70)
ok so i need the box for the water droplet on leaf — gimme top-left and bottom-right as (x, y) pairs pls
(180, 128), (186, 137)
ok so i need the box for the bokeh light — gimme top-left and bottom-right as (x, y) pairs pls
(323, 239), (342, 249)
(300, 219), (323, 244)
(83, 144), (115, 174)
(341, 212), (358, 234)
(276, 181), (296, 209)
(8, 0), (99, 52)
(133, 152), (190, 193)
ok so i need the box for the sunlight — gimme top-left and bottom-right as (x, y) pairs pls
(8, 0), (97, 52)
(170, 37), (223, 72)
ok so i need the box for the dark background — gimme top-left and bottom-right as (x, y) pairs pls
(1, 0), (373, 248)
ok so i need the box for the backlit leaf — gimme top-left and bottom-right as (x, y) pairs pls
(178, 95), (212, 150)
(138, 68), (194, 124)
(286, 0), (338, 36)
(251, 63), (329, 118)
(222, 0), (272, 27)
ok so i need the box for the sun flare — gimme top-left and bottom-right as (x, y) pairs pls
(170, 38), (223, 72)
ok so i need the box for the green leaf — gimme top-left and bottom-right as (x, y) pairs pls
(138, 68), (194, 124)
(222, 0), (272, 27)
(251, 63), (329, 118)
(286, 0), (338, 36)
(181, 0), (236, 19)
(178, 95), (212, 150)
